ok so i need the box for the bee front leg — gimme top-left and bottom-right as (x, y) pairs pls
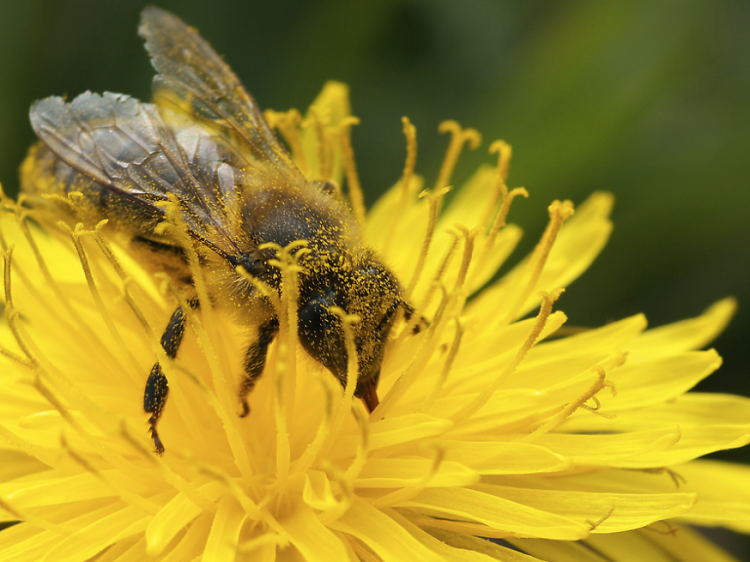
(144, 299), (197, 454)
(239, 317), (279, 417)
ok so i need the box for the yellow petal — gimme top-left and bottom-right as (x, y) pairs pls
(330, 497), (447, 562)
(277, 500), (351, 561)
(471, 482), (695, 534)
(389, 508), (538, 562)
(355, 458), (478, 489)
(146, 480), (225, 556)
(671, 460), (750, 533)
(625, 298), (737, 359)
(531, 428), (681, 468)
(203, 496), (248, 560)
(394, 487), (590, 540)
(442, 440), (573, 475)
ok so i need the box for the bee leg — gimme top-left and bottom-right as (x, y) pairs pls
(402, 302), (429, 334)
(239, 317), (279, 417)
(144, 300), (197, 454)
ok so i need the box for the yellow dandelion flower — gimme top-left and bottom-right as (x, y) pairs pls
(2, 8), (750, 562)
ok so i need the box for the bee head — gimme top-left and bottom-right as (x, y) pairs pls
(297, 256), (402, 411)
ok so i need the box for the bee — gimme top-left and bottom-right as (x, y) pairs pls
(22, 7), (411, 454)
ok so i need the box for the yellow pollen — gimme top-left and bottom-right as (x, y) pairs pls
(338, 116), (366, 225)
(435, 120), (482, 194)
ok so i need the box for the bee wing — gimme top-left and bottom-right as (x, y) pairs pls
(30, 91), (247, 258)
(139, 6), (298, 173)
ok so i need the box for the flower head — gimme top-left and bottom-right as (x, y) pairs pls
(1, 48), (750, 562)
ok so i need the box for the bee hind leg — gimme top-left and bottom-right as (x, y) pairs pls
(239, 317), (279, 417)
(143, 299), (197, 455)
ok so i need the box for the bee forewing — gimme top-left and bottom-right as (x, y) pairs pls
(29, 91), (244, 258)
(139, 6), (298, 173)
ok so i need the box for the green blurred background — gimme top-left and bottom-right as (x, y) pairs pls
(1, 0), (749, 553)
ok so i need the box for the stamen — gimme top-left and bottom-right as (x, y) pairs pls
(291, 369), (336, 473)
(418, 318), (464, 413)
(260, 241), (309, 489)
(452, 289), (565, 423)
(404, 188), (449, 300)
(435, 120), (481, 194)
(343, 400), (370, 484)
(0, 421), (60, 469)
(481, 140), (513, 229)
(502, 200), (574, 326)
(317, 460), (355, 526)
(60, 433), (161, 514)
(409, 232), (459, 323)
(192, 461), (263, 520)
(519, 365), (610, 443)
(119, 421), (219, 514)
(374, 286), (453, 421)
(19, 215), (87, 330)
(319, 307), (360, 454)
(264, 109), (308, 174)
(306, 109), (333, 181)
(0, 495), (73, 535)
(383, 117), (418, 253)
(63, 222), (141, 386)
(451, 225), (476, 295)
(338, 116), (366, 225)
(586, 505), (615, 531)
(160, 198), (256, 476)
(2, 245), (15, 311)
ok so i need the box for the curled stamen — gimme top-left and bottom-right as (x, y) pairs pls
(384, 117), (418, 253)
(586, 505), (615, 531)
(453, 289), (565, 423)
(519, 364), (611, 443)
(481, 140), (513, 229)
(468, 187), (528, 292)
(338, 116), (366, 225)
(317, 460), (355, 526)
(435, 120), (482, 194)
(405, 188), (449, 300)
(502, 200), (575, 326)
